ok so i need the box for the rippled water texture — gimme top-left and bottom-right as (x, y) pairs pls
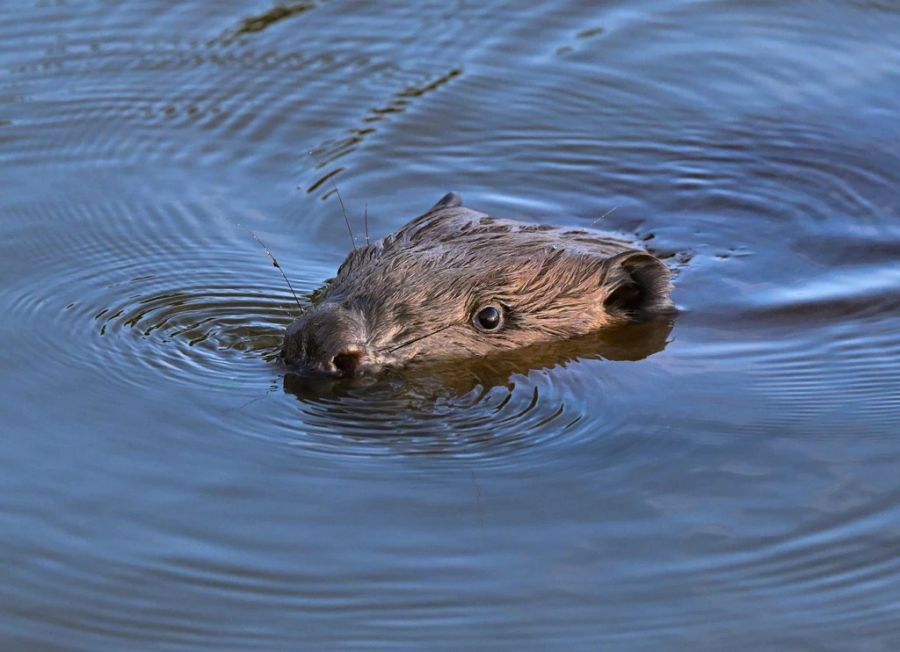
(2, 1), (899, 649)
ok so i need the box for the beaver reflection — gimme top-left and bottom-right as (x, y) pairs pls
(283, 318), (672, 400)
(282, 192), (674, 379)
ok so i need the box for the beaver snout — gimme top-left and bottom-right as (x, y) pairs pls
(282, 304), (376, 378)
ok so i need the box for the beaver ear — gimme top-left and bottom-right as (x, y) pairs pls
(431, 191), (462, 210)
(601, 251), (673, 320)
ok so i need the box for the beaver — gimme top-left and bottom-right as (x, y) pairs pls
(282, 192), (673, 377)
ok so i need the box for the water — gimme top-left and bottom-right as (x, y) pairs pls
(2, 1), (899, 649)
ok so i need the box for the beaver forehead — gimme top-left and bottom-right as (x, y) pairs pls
(330, 240), (613, 319)
(321, 206), (641, 321)
(390, 205), (632, 254)
(333, 207), (633, 282)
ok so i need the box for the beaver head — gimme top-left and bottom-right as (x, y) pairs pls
(282, 192), (673, 377)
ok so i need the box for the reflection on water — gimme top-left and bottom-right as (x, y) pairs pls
(1, 0), (899, 649)
(280, 320), (672, 460)
(284, 320), (673, 402)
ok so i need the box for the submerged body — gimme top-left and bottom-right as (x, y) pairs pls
(282, 193), (673, 376)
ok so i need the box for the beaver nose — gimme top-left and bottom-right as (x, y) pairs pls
(331, 349), (367, 377)
(282, 304), (373, 376)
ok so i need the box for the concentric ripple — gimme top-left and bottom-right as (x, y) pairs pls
(5, 197), (308, 391)
(209, 345), (675, 468)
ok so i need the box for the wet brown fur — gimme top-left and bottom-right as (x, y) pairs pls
(282, 193), (673, 376)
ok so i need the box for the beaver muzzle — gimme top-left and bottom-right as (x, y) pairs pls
(282, 303), (380, 378)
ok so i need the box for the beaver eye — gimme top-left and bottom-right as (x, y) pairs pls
(472, 305), (503, 332)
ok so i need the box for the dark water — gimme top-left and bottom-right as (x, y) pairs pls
(2, 1), (899, 649)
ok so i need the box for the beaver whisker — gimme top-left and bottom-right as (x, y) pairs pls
(388, 323), (456, 353)
(590, 205), (618, 225)
(250, 231), (303, 312)
(330, 178), (356, 252)
(308, 149), (356, 251)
